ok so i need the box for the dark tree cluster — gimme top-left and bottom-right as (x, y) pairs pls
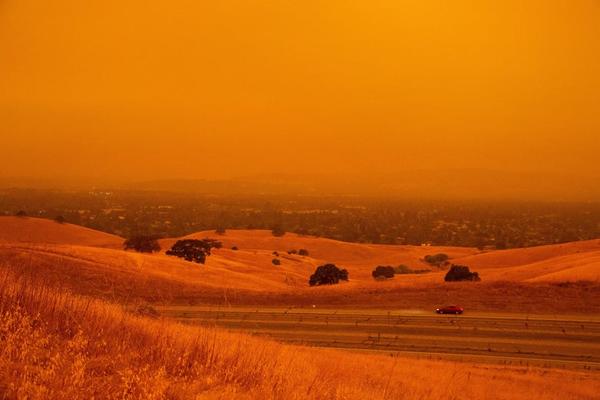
(124, 235), (161, 253)
(444, 265), (481, 282)
(372, 265), (395, 280)
(309, 264), (349, 286)
(166, 239), (222, 264)
(287, 248), (310, 256)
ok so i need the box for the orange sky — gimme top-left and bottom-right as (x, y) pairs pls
(1, 1), (599, 185)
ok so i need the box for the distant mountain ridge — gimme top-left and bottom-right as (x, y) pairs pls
(1, 169), (599, 200)
(125, 170), (600, 201)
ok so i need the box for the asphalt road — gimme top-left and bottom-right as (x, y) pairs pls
(157, 306), (600, 370)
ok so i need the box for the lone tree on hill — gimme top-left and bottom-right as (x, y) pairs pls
(166, 238), (222, 264)
(124, 235), (161, 253)
(309, 264), (349, 286)
(372, 265), (395, 280)
(444, 265), (481, 282)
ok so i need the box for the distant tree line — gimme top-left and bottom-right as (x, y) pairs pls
(3, 190), (599, 249)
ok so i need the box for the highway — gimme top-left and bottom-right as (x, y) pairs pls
(157, 306), (600, 370)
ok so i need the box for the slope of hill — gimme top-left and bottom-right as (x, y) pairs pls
(452, 240), (600, 282)
(0, 216), (123, 248)
(161, 229), (477, 280)
(0, 220), (599, 312)
(165, 230), (600, 283)
(3, 269), (597, 400)
(484, 251), (600, 283)
(454, 240), (600, 269)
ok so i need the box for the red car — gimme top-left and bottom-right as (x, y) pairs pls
(435, 305), (464, 315)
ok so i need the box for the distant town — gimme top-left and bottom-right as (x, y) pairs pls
(2, 188), (598, 249)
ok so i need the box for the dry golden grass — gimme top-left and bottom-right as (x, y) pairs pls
(0, 217), (123, 248)
(0, 218), (599, 319)
(2, 242), (599, 314)
(1, 218), (598, 294)
(1, 268), (599, 400)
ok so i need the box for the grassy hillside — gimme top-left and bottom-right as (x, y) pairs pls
(1, 269), (598, 400)
(167, 230), (600, 283)
(0, 216), (123, 248)
(0, 219), (599, 312)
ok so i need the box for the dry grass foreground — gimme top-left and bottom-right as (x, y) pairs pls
(1, 269), (599, 400)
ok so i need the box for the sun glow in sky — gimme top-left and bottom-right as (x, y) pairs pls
(1, 1), (599, 185)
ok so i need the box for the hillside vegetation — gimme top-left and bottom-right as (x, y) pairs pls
(1, 269), (598, 400)
(0, 219), (599, 313)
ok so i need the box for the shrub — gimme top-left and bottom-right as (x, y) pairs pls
(309, 264), (348, 286)
(166, 239), (222, 264)
(287, 249), (298, 255)
(54, 215), (66, 224)
(272, 258), (281, 266)
(231, 246), (239, 251)
(298, 249), (309, 256)
(394, 264), (412, 274)
(394, 265), (431, 275)
(123, 235), (161, 253)
(424, 253), (449, 266)
(15, 210), (27, 217)
(444, 264), (481, 282)
(215, 227), (226, 235)
(372, 266), (395, 280)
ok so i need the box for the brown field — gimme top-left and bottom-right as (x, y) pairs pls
(2, 270), (599, 400)
(1, 218), (599, 313)
(1, 217), (600, 398)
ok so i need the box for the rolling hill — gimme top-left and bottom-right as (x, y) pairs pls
(0, 218), (599, 312)
(452, 240), (600, 282)
(0, 216), (123, 248)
